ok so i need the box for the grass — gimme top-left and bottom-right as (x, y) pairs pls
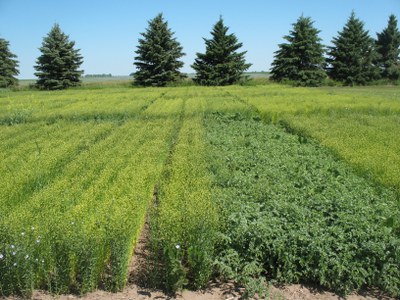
(0, 83), (399, 297)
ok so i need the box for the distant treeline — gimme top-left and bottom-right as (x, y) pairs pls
(84, 74), (112, 78)
(1, 12), (399, 89)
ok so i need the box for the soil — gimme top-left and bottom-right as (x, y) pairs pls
(4, 281), (396, 300)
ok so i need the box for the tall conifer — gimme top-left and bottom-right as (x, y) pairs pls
(376, 14), (400, 80)
(133, 13), (185, 86)
(0, 38), (19, 88)
(270, 15), (326, 86)
(327, 12), (378, 85)
(35, 24), (83, 90)
(192, 17), (251, 86)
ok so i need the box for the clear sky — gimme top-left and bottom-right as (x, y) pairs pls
(1, 0), (399, 79)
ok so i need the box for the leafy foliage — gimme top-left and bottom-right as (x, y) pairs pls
(133, 14), (186, 87)
(205, 112), (400, 297)
(270, 15), (326, 86)
(376, 14), (400, 80)
(0, 38), (19, 88)
(192, 17), (251, 86)
(327, 12), (379, 85)
(34, 24), (83, 90)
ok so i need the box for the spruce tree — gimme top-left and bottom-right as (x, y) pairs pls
(192, 17), (251, 86)
(376, 14), (400, 80)
(35, 24), (83, 90)
(0, 38), (19, 88)
(133, 13), (185, 86)
(327, 12), (379, 85)
(270, 15), (326, 86)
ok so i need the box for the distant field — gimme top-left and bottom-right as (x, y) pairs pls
(0, 84), (399, 298)
(16, 73), (270, 87)
(17, 76), (133, 87)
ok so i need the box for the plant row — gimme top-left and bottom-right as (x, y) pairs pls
(204, 111), (400, 297)
(0, 121), (115, 212)
(0, 87), (162, 125)
(148, 96), (218, 292)
(0, 93), (183, 296)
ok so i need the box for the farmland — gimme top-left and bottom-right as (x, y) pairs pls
(0, 84), (399, 298)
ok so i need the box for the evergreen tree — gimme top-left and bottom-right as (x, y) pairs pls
(270, 15), (326, 86)
(0, 38), (19, 88)
(376, 14), (400, 80)
(133, 13), (185, 86)
(35, 24), (83, 90)
(327, 12), (379, 85)
(192, 17), (251, 86)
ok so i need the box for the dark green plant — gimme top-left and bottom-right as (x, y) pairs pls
(133, 13), (186, 87)
(192, 17), (251, 86)
(327, 12), (379, 85)
(34, 23), (83, 90)
(376, 14), (400, 80)
(205, 112), (400, 298)
(0, 38), (19, 88)
(270, 15), (326, 86)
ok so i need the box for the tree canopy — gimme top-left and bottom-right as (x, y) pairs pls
(34, 23), (83, 90)
(376, 14), (400, 80)
(327, 12), (379, 85)
(192, 17), (251, 86)
(133, 13), (185, 87)
(270, 15), (326, 86)
(0, 38), (19, 88)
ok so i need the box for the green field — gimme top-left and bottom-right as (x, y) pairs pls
(0, 84), (399, 297)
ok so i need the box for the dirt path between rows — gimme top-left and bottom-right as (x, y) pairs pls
(7, 281), (395, 300)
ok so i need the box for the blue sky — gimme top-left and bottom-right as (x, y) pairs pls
(1, 0), (399, 79)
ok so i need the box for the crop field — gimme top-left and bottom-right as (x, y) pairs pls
(0, 84), (399, 298)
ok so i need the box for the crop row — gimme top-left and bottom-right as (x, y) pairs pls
(204, 110), (400, 297)
(0, 93), (184, 295)
(0, 121), (115, 213)
(148, 95), (218, 291)
(0, 88), (165, 125)
(146, 88), (260, 292)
